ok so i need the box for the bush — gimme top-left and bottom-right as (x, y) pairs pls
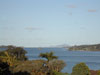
(53, 70), (68, 75)
(47, 60), (66, 72)
(12, 60), (48, 75)
(97, 70), (100, 75)
(71, 63), (90, 75)
(53, 71), (62, 75)
(0, 59), (11, 75)
(90, 70), (98, 75)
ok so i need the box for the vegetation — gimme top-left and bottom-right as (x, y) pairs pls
(0, 47), (67, 75)
(47, 60), (66, 72)
(0, 45), (27, 61)
(90, 70), (100, 75)
(11, 52), (66, 75)
(39, 51), (58, 62)
(71, 63), (90, 75)
(0, 59), (11, 75)
(69, 44), (100, 51)
(0, 51), (17, 67)
(12, 60), (47, 75)
(53, 70), (68, 75)
(97, 70), (100, 75)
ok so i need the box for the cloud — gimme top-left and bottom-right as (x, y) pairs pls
(68, 12), (72, 16)
(80, 27), (86, 30)
(88, 9), (97, 12)
(0, 27), (14, 30)
(66, 5), (76, 8)
(25, 27), (42, 31)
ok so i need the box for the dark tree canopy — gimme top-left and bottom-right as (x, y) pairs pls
(0, 45), (27, 61)
(39, 52), (58, 62)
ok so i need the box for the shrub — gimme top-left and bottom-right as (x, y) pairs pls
(71, 62), (90, 75)
(47, 60), (66, 72)
(53, 70), (68, 75)
(12, 60), (48, 75)
(0, 59), (11, 75)
(97, 70), (100, 75)
(90, 70), (98, 75)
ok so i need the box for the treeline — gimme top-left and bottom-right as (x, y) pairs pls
(69, 44), (100, 51)
(0, 45), (100, 75)
(0, 45), (15, 48)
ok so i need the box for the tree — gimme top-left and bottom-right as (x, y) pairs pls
(0, 45), (27, 61)
(39, 52), (58, 62)
(71, 63), (90, 75)
(47, 60), (66, 72)
(12, 60), (47, 75)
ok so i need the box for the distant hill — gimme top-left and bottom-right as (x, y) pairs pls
(50, 44), (70, 48)
(0, 45), (8, 48)
(69, 44), (100, 51)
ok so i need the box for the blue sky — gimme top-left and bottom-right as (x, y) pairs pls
(0, 0), (100, 47)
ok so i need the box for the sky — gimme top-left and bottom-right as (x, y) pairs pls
(0, 0), (100, 47)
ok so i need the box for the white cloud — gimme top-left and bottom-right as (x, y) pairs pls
(88, 9), (97, 12)
(66, 5), (76, 8)
(25, 27), (42, 31)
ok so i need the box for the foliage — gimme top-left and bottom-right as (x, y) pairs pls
(97, 70), (100, 75)
(12, 59), (66, 75)
(0, 51), (17, 67)
(0, 58), (11, 75)
(12, 60), (48, 75)
(53, 70), (68, 75)
(69, 44), (100, 51)
(39, 51), (58, 62)
(0, 45), (27, 61)
(71, 62), (90, 75)
(90, 70), (98, 75)
(47, 60), (66, 72)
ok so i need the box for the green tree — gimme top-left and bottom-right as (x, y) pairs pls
(39, 52), (58, 62)
(0, 45), (27, 61)
(71, 63), (90, 75)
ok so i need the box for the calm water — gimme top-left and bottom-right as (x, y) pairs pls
(25, 48), (100, 73)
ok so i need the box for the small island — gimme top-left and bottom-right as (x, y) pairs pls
(69, 44), (100, 51)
